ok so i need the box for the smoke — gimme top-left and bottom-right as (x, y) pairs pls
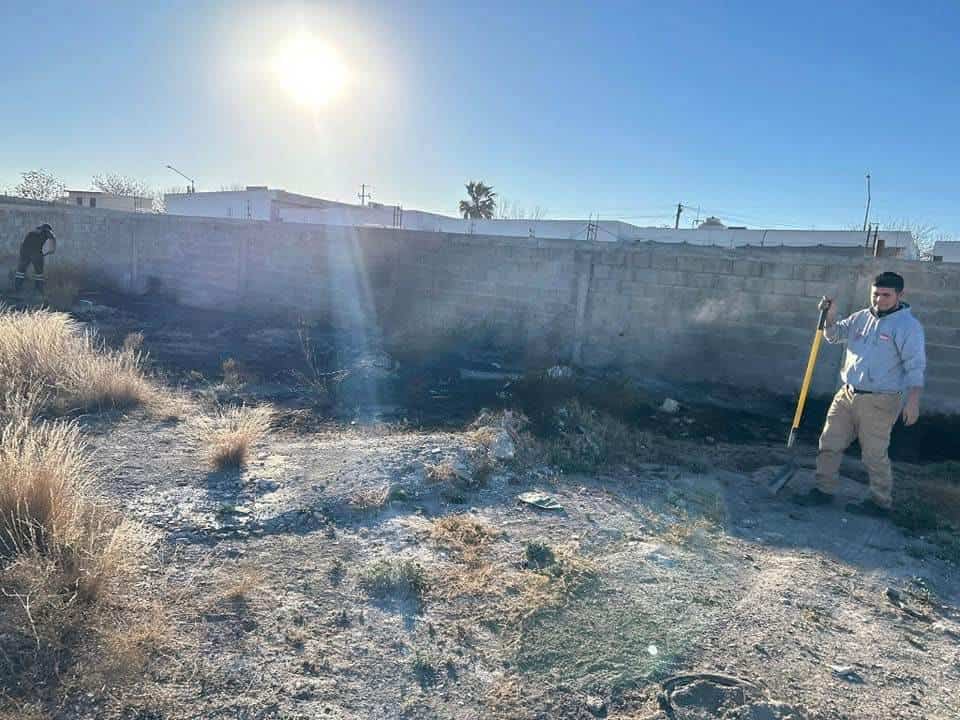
(690, 297), (748, 325)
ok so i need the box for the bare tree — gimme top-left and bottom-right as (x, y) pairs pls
(882, 219), (953, 260)
(92, 173), (169, 213)
(91, 173), (150, 197)
(13, 169), (65, 202)
(497, 197), (547, 221)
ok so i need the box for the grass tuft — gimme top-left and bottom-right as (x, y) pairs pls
(0, 307), (157, 415)
(359, 558), (428, 606)
(0, 405), (159, 700)
(200, 405), (274, 470)
(545, 399), (643, 473)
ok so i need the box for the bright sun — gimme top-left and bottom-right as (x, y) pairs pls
(272, 33), (347, 109)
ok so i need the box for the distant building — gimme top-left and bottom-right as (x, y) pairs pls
(698, 216), (726, 229)
(932, 241), (960, 263)
(163, 187), (915, 256)
(63, 189), (153, 212)
(164, 186), (355, 222)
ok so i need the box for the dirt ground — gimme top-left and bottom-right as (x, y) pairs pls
(5, 291), (960, 720)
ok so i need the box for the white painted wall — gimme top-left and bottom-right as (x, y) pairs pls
(165, 189), (276, 220)
(64, 192), (152, 212)
(933, 241), (960, 262)
(165, 189), (914, 254)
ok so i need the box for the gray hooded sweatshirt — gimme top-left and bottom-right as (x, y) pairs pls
(824, 302), (925, 393)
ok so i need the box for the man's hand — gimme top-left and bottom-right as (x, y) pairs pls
(902, 391), (921, 426)
(819, 296), (837, 324)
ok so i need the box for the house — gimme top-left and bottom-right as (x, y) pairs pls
(64, 189), (153, 212)
(163, 186), (356, 222)
(932, 240), (960, 263)
(163, 187), (915, 256)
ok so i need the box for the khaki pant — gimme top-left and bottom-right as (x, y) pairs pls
(815, 386), (902, 508)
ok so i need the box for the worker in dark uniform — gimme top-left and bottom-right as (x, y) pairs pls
(15, 223), (56, 294)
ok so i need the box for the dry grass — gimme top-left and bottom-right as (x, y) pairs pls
(426, 461), (459, 484)
(42, 261), (110, 312)
(545, 399), (644, 473)
(199, 405), (274, 470)
(431, 514), (501, 565)
(207, 566), (266, 607)
(0, 307), (157, 415)
(0, 403), (160, 703)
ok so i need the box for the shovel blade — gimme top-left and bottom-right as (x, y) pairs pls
(768, 459), (798, 495)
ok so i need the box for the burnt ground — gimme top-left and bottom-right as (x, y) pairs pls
(3, 289), (960, 720)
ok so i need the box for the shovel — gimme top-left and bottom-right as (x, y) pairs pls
(768, 300), (831, 493)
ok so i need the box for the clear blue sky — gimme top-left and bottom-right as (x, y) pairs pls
(2, 0), (958, 235)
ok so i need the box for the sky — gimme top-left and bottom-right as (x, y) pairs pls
(2, 0), (958, 236)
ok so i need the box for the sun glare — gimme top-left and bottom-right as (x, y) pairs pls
(272, 33), (347, 109)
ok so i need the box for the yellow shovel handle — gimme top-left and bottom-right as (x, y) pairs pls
(787, 305), (830, 447)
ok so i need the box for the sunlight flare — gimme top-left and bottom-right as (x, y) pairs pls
(271, 32), (348, 109)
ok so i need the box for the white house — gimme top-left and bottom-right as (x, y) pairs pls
(932, 241), (960, 263)
(164, 186), (353, 222)
(163, 187), (915, 255)
(63, 189), (153, 212)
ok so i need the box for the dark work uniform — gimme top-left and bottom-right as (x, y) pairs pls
(15, 227), (51, 292)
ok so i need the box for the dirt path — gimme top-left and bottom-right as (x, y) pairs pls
(68, 406), (960, 720)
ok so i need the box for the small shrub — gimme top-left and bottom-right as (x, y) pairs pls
(328, 559), (346, 586)
(0, 308), (157, 415)
(412, 651), (440, 689)
(545, 400), (642, 473)
(431, 515), (499, 565)
(122, 331), (144, 354)
(209, 567), (264, 608)
(200, 405), (274, 470)
(359, 559), (428, 605)
(524, 541), (556, 570)
(222, 357), (242, 386)
(0, 407), (158, 700)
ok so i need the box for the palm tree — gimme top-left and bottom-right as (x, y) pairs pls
(458, 181), (497, 219)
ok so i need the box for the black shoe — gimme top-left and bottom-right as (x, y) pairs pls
(792, 488), (835, 507)
(845, 499), (891, 518)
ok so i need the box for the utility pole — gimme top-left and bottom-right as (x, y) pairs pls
(862, 174), (871, 232)
(674, 202), (684, 229)
(358, 184), (371, 206)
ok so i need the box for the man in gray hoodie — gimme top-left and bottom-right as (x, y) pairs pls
(794, 271), (926, 517)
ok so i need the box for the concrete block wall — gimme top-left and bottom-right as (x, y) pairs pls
(2, 202), (959, 413)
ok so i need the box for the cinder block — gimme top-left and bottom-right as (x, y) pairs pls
(651, 253), (679, 270)
(680, 271), (718, 289)
(656, 270), (684, 285)
(630, 268), (658, 284)
(803, 280), (841, 298)
(713, 275), (748, 292)
(629, 251), (653, 268)
(759, 262), (796, 279)
(733, 260), (763, 276)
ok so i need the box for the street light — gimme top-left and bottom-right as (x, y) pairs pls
(166, 164), (196, 194)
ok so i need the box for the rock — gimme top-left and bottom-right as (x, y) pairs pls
(584, 695), (607, 717)
(829, 665), (864, 683)
(452, 453), (474, 481)
(490, 431), (516, 461)
(660, 398), (681, 414)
